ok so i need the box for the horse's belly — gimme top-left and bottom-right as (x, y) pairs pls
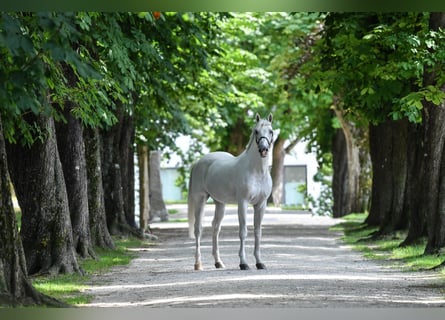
(206, 172), (271, 205)
(205, 174), (238, 204)
(204, 163), (239, 204)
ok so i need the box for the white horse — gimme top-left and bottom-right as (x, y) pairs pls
(188, 113), (274, 271)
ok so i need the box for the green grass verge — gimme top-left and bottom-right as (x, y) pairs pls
(32, 236), (155, 306)
(331, 213), (445, 275)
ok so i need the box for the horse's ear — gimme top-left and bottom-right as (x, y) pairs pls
(255, 113), (261, 122)
(267, 113), (273, 123)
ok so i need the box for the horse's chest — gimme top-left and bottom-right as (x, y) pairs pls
(242, 174), (272, 203)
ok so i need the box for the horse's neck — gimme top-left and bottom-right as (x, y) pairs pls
(240, 138), (269, 175)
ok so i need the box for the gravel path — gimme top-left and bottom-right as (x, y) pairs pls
(84, 206), (445, 307)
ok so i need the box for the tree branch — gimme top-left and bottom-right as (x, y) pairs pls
(285, 137), (301, 154)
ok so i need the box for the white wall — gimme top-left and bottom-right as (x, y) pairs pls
(283, 141), (321, 204)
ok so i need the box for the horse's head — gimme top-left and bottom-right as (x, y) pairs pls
(254, 113), (274, 158)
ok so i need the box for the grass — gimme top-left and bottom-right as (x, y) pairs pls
(281, 204), (307, 211)
(332, 213), (445, 275)
(168, 208), (179, 214)
(32, 236), (155, 306)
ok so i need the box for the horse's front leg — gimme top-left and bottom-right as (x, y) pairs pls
(212, 201), (226, 269)
(253, 201), (266, 270)
(238, 200), (250, 270)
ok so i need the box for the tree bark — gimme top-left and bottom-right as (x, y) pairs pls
(366, 121), (393, 227)
(137, 144), (150, 232)
(420, 12), (445, 254)
(401, 122), (427, 246)
(149, 150), (169, 222)
(6, 114), (80, 275)
(269, 136), (286, 206)
(332, 128), (350, 217)
(331, 107), (362, 218)
(0, 116), (67, 307)
(420, 101), (445, 253)
(366, 119), (409, 233)
(357, 128), (372, 213)
(119, 113), (136, 228)
(55, 106), (95, 259)
(101, 122), (127, 235)
(100, 108), (142, 238)
(227, 118), (249, 156)
(378, 119), (409, 234)
(55, 63), (95, 258)
(84, 126), (115, 249)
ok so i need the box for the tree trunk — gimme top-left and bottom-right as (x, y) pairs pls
(420, 101), (445, 253)
(357, 128), (372, 213)
(0, 116), (66, 307)
(6, 114), (80, 275)
(55, 106), (95, 259)
(100, 109), (142, 238)
(377, 119), (409, 234)
(227, 118), (249, 156)
(430, 144), (445, 253)
(101, 122), (127, 235)
(422, 12), (445, 255)
(269, 136), (285, 206)
(366, 121), (393, 227)
(84, 126), (115, 249)
(149, 150), (168, 222)
(119, 113), (136, 228)
(331, 107), (362, 218)
(400, 122), (426, 246)
(138, 144), (150, 232)
(366, 119), (409, 233)
(332, 128), (350, 217)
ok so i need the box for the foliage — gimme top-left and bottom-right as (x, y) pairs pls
(181, 13), (331, 152)
(0, 13), (103, 145)
(0, 12), (221, 151)
(131, 12), (222, 150)
(318, 12), (445, 126)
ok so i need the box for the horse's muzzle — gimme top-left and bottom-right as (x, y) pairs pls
(258, 146), (269, 158)
(257, 136), (271, 158)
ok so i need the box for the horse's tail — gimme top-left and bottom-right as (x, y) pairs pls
(187, 165), (195, 239)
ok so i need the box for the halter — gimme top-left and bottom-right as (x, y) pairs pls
(256, 135), (272, 148)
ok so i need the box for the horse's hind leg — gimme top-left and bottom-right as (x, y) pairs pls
(194, 195), (207, 271)
(212, 201), (226, 269)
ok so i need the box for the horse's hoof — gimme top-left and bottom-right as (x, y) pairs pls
(256, 263), (267, 270)
(194, 263), (203, 271)
(215, 262), (225, 269)
(239, 263), (250, 270)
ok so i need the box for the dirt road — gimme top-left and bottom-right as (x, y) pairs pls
(84, 206), (445, 307)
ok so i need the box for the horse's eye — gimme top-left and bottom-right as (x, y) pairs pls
(255, 129), (259, 135)
(269, 129), (273, 136)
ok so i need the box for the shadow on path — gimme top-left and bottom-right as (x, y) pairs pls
(84, 208), (445, 307)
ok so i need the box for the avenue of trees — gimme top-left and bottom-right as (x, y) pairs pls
(1, 12), (445, 306)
